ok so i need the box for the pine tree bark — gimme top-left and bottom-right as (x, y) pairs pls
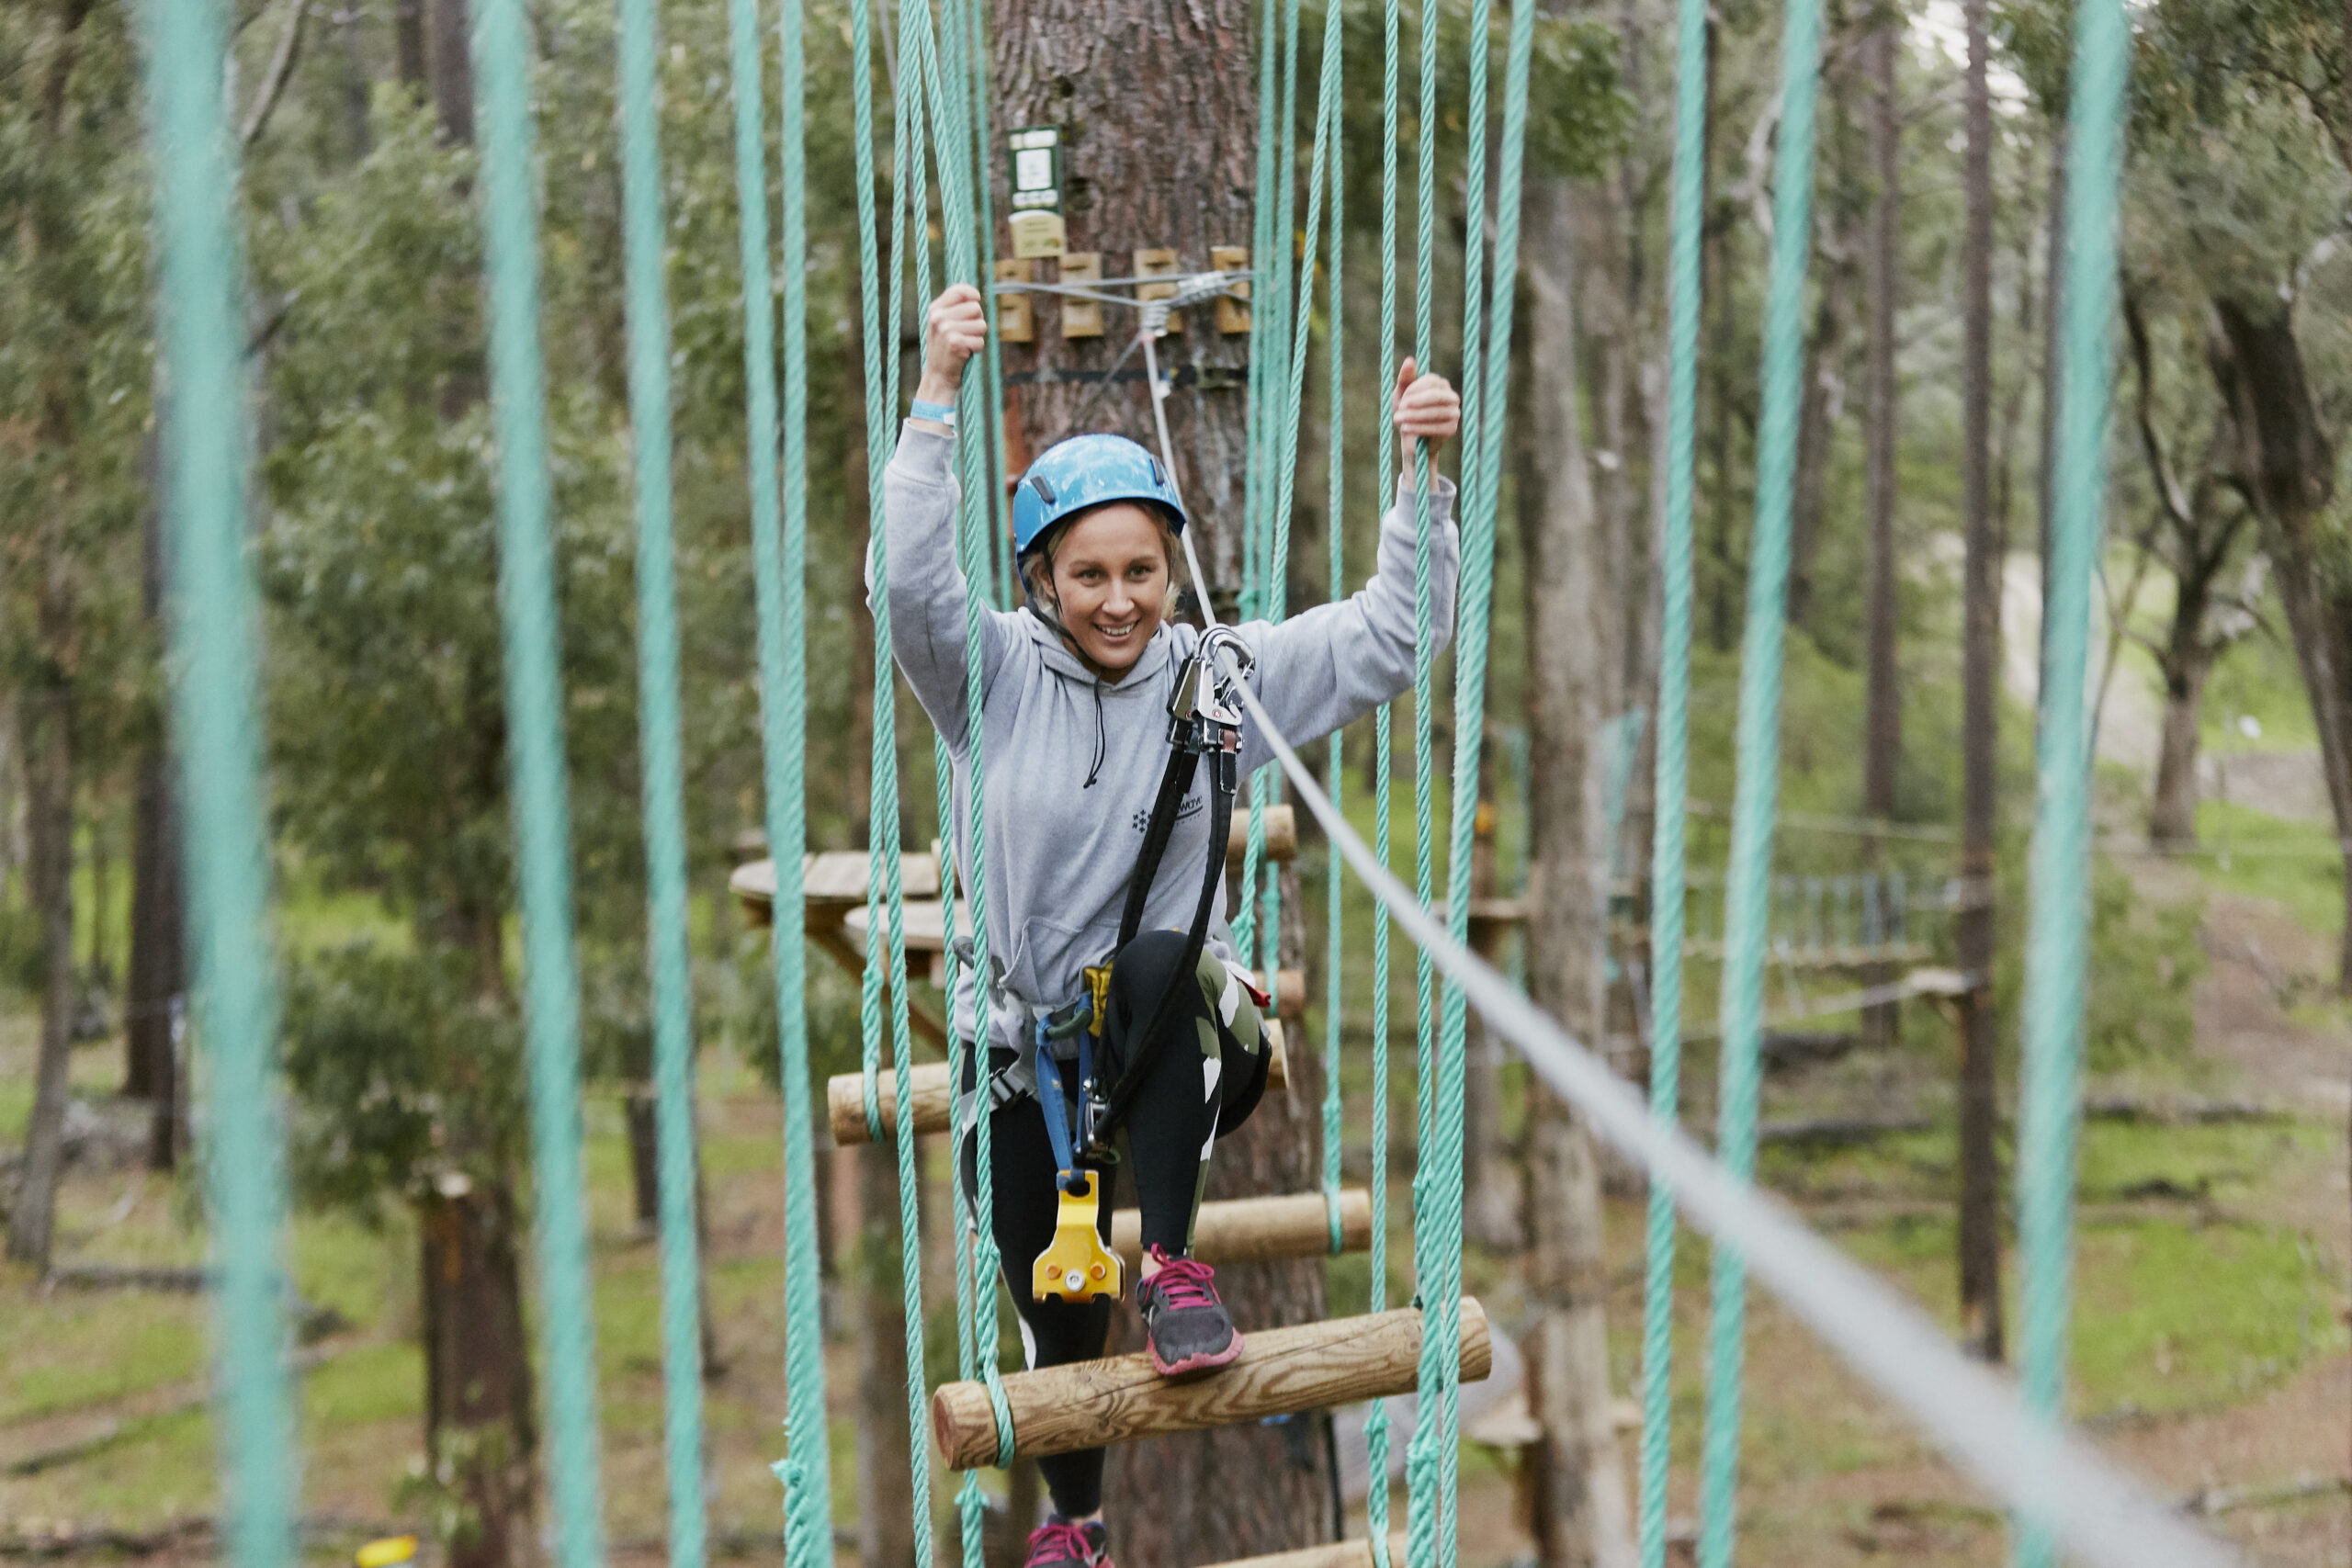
(419, 1179), (538, 1568)
(854, 1142), (918, 1568)
(991, 5), (1335, 1561)
(992, 0), (1259, 596)
(1954, 0), (2004, 1364)
(1516, 169), (1634, 1568)
(1859, 12), (1901, 1049)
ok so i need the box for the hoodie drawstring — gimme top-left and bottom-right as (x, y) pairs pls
(1082, 682), (1106, 789)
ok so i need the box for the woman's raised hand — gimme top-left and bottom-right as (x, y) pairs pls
(1392, 357), (1463, 465)
(917, 284), (989, 412)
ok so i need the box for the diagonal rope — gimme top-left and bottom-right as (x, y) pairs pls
(1235, 676), (2243, 1568)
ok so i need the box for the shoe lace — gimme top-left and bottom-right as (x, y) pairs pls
(1026, 1520), (1091, 1566)
(1144, 1247), (1221, 1312)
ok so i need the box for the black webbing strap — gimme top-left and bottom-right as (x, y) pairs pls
(1093, 737), (1237, 1140)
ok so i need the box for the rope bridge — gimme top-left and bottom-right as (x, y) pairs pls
(138, 0), (2232, 1564)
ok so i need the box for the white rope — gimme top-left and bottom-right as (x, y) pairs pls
(1227, 675), (2247, 1568)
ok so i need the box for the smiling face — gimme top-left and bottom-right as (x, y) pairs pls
(1036, 502), (1173, 678)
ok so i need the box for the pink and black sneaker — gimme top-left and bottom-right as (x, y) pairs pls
(1024, 1517), (1112, 1568)
(1137, 1246), (1244, 1378)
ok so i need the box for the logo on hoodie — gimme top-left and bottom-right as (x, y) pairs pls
(1131, 795), (1204, 833)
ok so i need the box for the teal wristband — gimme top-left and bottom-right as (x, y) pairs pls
(910, 398), (957, 427)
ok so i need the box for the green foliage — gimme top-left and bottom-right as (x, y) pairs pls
(280, 942), (526, 1213)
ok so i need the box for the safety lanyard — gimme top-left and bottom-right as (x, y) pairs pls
(1032, 1021), (1095, 1192)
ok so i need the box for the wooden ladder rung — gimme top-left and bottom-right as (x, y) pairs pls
(931, 1299), (1490, 1469)
(1193, 1536), (1412, 1568)
(1109, 1188), (1373, 1269)
(828, 1020), (1292, 1146)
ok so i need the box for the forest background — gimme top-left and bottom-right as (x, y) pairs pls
(1, 0), (2348, 1564)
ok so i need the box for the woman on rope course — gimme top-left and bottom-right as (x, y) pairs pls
(878, 282), (1460, 1568)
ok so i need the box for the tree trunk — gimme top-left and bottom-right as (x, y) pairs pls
(991, 6), (1333, 1559)
(1783, 24), (1855, 637)
(427, 0), (474, 145)
(625, 1089), (662, 1232)
(394, 0), (428, 92)
(2148, 580), (2215, 848)
(1462, 739), (1520, 1248)
(8, 675), (75, 1269)
(1860, 13), (1901, 1050)
(2205, 296), (2349, 981)
(854, 1141), (918, 1568)
(419, 1179), (538, 1568)
(992, 0), (1258, 596)
(1954, 0), (2005, 1365)
(2035, 126), (2067, 693)
(1515, 170), (1634, 1568)
(126, 438), (187, 1174)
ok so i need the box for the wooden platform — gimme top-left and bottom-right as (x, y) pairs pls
(828, 1019), (1292, 1146)
(931, 1298), (1491, 1468)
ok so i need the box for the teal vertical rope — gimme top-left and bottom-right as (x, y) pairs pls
(2015, 0), (2128, 1559)
(1430, 7), (1530, 1558)
(1640, 0), (1709, 1551)
(1693, 0), (1824, 1555)
(467, 0), (609, 1559)
(1363, 2), (1404, 1556)
(1400, 0), (1443, 1559)
(613, 0), (709, 1561)
(142, 6), (296, 1564)
(1320, 64), (1348, 1258)
(956, 0), (1014, 608)
(721, 0), (808, 1538)
(774, 0), (834, 1562)
(1242, 0), (1283, 618)
(911, 0), (1013, 1474)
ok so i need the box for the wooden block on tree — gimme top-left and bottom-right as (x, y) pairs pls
(1225, 804), (1296, 863)
(829, 1018), (1292, 1147)
(995, 258), (1035, 342)
(932, 1299), (1491, 1468)
(1134, 247), (1182, 332)
(1194, 1537), (1411, 1568)
(1209, 245), (1250, 333)
(1057, 253), (1103, 337)
(1109, 1188), (1371, 1269)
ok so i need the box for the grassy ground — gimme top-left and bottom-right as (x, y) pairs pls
(3, 767), (2348, 1568)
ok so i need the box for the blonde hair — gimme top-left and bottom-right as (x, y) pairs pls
(1021, 502), (1184, 622)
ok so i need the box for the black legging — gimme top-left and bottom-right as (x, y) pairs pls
(962, 930), (1268, 1517)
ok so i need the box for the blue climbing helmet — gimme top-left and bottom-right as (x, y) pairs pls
(1012, 434), (1187, 559)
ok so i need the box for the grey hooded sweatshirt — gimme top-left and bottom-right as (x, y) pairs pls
(878, 423), (1459, 1053)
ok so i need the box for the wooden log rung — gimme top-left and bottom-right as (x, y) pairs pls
(1108, 1188), (1372, 1269)
(931, 1298), (1491, 1468)
(827, 1020), (1291, 1147)
(1193, 1536), (1413, 1568)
